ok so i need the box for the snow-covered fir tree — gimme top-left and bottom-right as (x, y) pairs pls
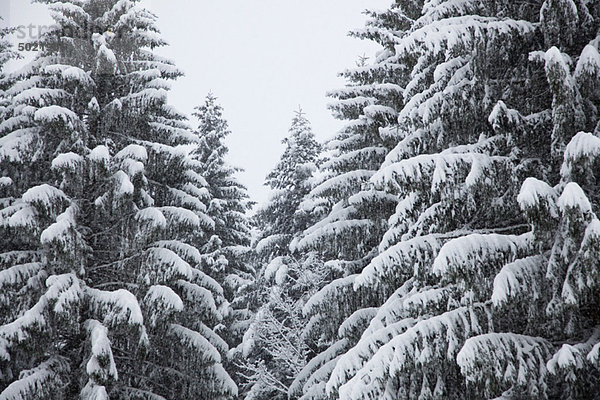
(293, 1), (600, 399)
(2, 0), (600, 399)
(0, 1), (236, 398)
(289, 5), (410, 400)
(191, 93), (253, 349)
(254, 108), (322, 258)
(240, 109), (324, 400)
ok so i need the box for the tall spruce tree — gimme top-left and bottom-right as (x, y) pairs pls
(0, 1), (236, 399)
(240, 109), (323, 400)
(191, 93), (253, 349)
(255, 108), (322, 258)
(289, 5), (410, 400)
(295, 1), (600, 399)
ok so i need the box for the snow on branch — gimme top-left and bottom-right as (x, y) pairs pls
(547, 338), (596, 378)
(89, 145), (110, 164)
(432, 232), (533, 291)
(115, 144), (148, 162)
(374, 152), (506, 196)
(45, 273), (83, 315)
(402, 285), (456, 316)
(13, 87), (69, 107)
(338, 308), (378, 341)
(289, 338), (350, 398)
(51, 152), (84, 171)
(517, 177), (557, 213)
(40, 205), (79, 250)
(168, 187), (207, 214)
(3, 202), (37, 230)
(0, 356), (69, 400)
(0, 273), (83, 359)
(557, 182), (592, 214)
(338, 306), (488, 400)
(309, 170), (373, 199)
(295, 219), (375, 254)
(195, 322), (228, 356)
(492, 255), (546, 307)
(328, 284), (457, 395)
(136, 207), (167, 230)
(0, 297), (47, 359)
(33, 105), (81, 127)
(362, 279), (415, 336)
(303, 356), (342, 399)
(113, 170), (134, 197)
(167, 323), (221, 364)
(22, 184), (67, 213)
(561, 131), (600, 179)
(158, 206), (210, 229)
(419, 0), (484, 26)
(153, 240), (202, 269)
(84, 320), (118, 385)
(189, 268), (224, 297)
(174, 280), (220, 323)
(561, 218), (600, 305)
(303, 275), (356, 317)
(355, 234), (442, 290)
(0, 262), (43, 291)
(142, 247), (193, 284)
(488, 100), (524, 133)
(87, 287), (143, 327)
(396, 16), (535, 58)
(575, 44), (600, 81)
(0, 129), (39, 163)
(255, 235), (288, 257)
(588, 342), (600, 367)
(80, 382), (109, 400)
(327, 317), (417, 396)
(143, 285), (183, 327)
(457, 333), (554, 398)
(48, 64), (94, 87)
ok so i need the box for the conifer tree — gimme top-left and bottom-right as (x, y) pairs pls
(239, 109), (323, 400)
(254, 108), (322, 258)
(0, 1), (236, 398)
(294, 1), (600, 399)
(191, 93), (253, 348)
(289, 6), (409, 399)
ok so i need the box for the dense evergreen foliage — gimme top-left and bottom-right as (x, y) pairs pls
(1, 0), (600, 399)
(0, 1), (245, 399)
(291, 1), (600, 399)
(190, 93), (253, 349)
(240, 110), (324, 400)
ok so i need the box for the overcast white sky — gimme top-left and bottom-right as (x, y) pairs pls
(3, 0), (389, 207)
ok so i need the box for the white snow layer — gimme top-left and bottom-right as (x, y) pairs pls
(40, 205), (78, 247)
(575, 44), (600, 79)
(84, 320), (118, 383)
(89, 145), (110, 163)
(432, 232), (533, 279)
(143, 285), (184, 327)
(557, 182), (592, 213)
(22, 183), (67, 209)
(0, 357), (69, 400)
(51, 152), (83, 170)
(517, 177), (556, 211)
(87, 287), (144, 327)
(492, 255), (545, 306)
(168, 323), (221, 363)
(457, 333), (553, 387)
(33, 105), (79, 126)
